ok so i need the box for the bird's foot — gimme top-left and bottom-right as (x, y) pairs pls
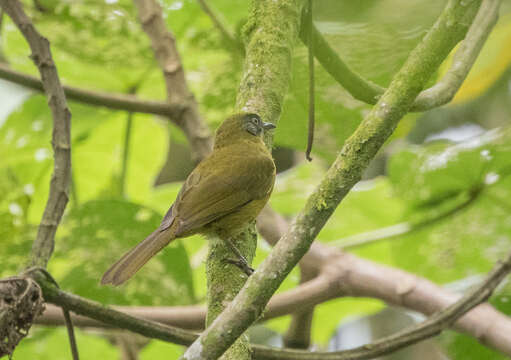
(225, 258), (254, 276)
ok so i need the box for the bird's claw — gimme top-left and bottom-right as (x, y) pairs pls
(224, 258), (254, 276)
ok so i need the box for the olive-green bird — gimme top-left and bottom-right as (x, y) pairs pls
(101, 113), (276, 286)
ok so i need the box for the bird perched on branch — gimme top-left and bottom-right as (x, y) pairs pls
(102, 113), (276, 286)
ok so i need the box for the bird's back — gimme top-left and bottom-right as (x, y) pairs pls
(164, 139), (275, 238)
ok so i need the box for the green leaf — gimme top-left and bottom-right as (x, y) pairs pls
(440, 331), (507, 360)
(13, 327), (118, 360)
(140, 340), (184, 360)
(51, 199), (194, 305)
(388, 128), (511, 283)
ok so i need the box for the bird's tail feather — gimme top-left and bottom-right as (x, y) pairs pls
(101, 227), (175, 286)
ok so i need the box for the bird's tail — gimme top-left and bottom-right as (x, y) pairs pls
(101, 227), (175, 286)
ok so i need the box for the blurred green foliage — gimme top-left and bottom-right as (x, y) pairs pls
(1, 0), (511, 359)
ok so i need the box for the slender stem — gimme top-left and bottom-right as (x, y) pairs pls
(301, 23), (384, 106)
(412, 0), (501, 110)
(305, 0), (314, 161)
(62, 308), (80, 360)
(120, 112), (134, 197)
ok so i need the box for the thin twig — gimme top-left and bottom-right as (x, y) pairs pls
(1, 0), (72, 268)
(120, 112), (133, 197)
(25, 268), (80, 360)
(62, 308), (79, 360)
(305, 0), (314, 162)
(413, 0), (501, 110)
(300, 0), (500, 112)
(119, 85), (139, 197)
(0, 63), (184, 118)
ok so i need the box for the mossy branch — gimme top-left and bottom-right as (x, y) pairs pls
(181, 1), (482, 359)
(134, 0), (213, 162)
(201, 0), (307, 358)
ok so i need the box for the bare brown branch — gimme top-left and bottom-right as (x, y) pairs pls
(253, 250), (511, 360)
(1, 0), (71, 268)
(0, 63), (184, 118)
(133, 0), (213, 161)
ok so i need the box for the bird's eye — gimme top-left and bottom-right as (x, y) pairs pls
(251, 117), (260, 125)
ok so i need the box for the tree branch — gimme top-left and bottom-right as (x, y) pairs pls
(252, 250), (511, 360)
(0, 0), (71, 269)
(133, 0), (213, 162)
(0, 63), (184, 118)
(301, 0), (500, 112)
(33, 246), (511, 360)
(182, 1), (482, 358)
(283, 266), (315, 349)
(412, 0), (501, 110)
(35, 276), (199, 346)
(0, 2), (78, 357)
(36, 192), (511, 356)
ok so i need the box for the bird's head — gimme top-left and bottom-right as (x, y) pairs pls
(214, 113), (276, 148)
(241, 113), (276, 136)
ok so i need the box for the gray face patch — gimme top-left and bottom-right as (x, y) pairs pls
(243, 114), (263, 136)
(242, 114), (275, 137)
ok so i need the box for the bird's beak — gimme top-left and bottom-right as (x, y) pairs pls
(262, 122), (276, 130)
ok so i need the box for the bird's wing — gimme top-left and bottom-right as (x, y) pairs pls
(160, 150), (275, 236)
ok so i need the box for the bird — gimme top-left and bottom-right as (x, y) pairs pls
(101, 113), (276, 286)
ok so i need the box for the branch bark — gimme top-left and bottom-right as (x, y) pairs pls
(134, 0), (213, 162)
(181, 1), (482, 358)
(0, 0), (71, 269)
(0, 63), (183, 118)
(252, 250), (511, 360)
